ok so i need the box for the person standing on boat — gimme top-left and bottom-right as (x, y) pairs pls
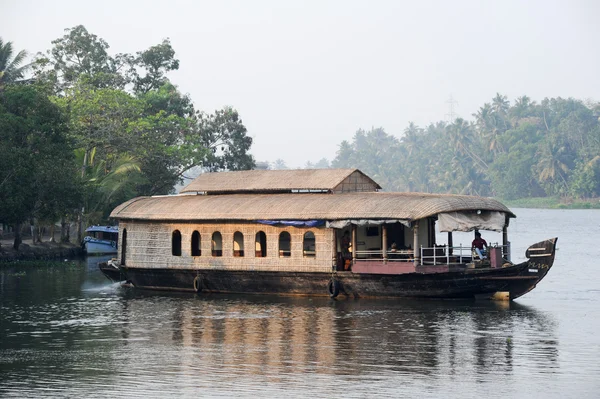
(341, 231), (352, 270)
(471, 231), (488, 260)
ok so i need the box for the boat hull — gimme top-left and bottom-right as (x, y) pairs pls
(98, 260), (122, 282)
(100, 238), (557, 300)
(84, 239), (118, 255)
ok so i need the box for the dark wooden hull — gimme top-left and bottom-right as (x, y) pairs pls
(100, 238), (557, 300)
(98, 261), (124, 282)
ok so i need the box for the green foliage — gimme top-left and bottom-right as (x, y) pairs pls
(332, 95), (600, 200)
(1, 25), (255, 233)
(198, 107), (255, 173)
(570, 157), (600, 199)
(0, 38), (29, 86)
(132, 39), (180, 94)
(332, 127), (404, 191)
(33, 25), (128, 92)
(0, 84), (81, 238)
(487, 145), (539, 200)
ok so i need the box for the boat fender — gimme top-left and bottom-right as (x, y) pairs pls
(111, 241), (117, 248)
(193, 275), (203, 293)
(327, 278), (340, 298)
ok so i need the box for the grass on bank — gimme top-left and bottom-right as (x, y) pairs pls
(501, 196), (600, 209)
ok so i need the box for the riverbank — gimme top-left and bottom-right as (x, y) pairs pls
(0, 237), (83, 262)
(501, 196), (600, 209)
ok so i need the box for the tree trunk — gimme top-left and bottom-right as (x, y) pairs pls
(30, 219), (37, 244)
(61, 218), (69, 243)
(38, 225), (44, 243)
(49, 224), (56, 243)
(77, 149), (88, 245)
(13, 222), (22, 250)
(77, 208), (84, 244)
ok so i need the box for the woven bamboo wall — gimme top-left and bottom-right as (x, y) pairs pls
(118, 221), (334, 273)
(332, 171), (379, 193)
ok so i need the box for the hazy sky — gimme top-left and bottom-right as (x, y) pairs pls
(4, 0), (600, 167)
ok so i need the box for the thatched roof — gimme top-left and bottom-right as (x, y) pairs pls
(180, 168), (381, 194)
(111, 192), (515, 222)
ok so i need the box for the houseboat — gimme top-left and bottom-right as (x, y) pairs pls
(83, 225), (118, 255)
(100, 169), (557, 300)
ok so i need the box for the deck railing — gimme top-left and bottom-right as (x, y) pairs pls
(353, 243), (511, 265)
(420, 243), (511, 265)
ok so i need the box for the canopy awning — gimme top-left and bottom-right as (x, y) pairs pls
(437, 211), (506, 232)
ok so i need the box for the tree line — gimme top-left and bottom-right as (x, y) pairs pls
(0, 26), (255, 249)
(331, 94), (600, 201)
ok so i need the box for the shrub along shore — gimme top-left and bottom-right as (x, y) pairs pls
(0, 237), (83, 262)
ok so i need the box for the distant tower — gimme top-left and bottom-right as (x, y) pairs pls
(445, 95), (458, 123)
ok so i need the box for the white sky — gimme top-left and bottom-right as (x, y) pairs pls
(4, 0), (600, 168)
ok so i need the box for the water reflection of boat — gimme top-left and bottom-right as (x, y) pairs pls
(100, 169), (558, 300)
(114, 293), (558, 377)
(84, 226), (119, 255)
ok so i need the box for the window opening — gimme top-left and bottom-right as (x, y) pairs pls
(279, 231), (291, 257)
(172, 230), (182, 256)
(233, 232), (244, 257)
(191, 230), (201, 256)
(303, 231), (316, 257)
(212, 232), (222, 257)
(255, 231), (267, 257)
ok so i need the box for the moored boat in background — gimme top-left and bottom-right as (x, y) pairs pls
(83, 225), (118, 255)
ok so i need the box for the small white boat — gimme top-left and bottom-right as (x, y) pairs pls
(83, 226), (118, 255)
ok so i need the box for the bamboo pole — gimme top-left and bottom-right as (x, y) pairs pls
(413, 222), (420, 265)
(382, 224), (388, 261)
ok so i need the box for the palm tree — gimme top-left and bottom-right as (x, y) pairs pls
(474, 103), (505, 155)
(492, 93), (511, 132)
(536, 139), (569, 194)
(0, 38), (29, 87)
(75, 147), (142, 232)
(401, 122), (422, 157)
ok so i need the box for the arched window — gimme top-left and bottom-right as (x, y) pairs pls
(172, 230), (182, 256)
(255, 231), (267, 257)
(279, 231), (291, 258)
(121, 228), (127, 265)
(191, 231), (201, 256)
(233, 231), (244, 257)
(303, 231), (316, 258)
(212, 232), (222, 257)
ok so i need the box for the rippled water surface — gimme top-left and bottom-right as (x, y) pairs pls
(1, 209), (599, 398)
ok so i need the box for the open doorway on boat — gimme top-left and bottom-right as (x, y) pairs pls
(121, 229), (127, 265)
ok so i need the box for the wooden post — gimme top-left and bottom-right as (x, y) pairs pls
(447, 232), (453, 255)
(382, 224), (388, 262)
(332, 229), (337, 271)
(413, 222), (420, 265)
(351, 224), (357, 265)
(503, 225), (508, 259)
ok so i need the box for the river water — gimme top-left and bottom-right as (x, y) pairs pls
(1, 209), (599, 398)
